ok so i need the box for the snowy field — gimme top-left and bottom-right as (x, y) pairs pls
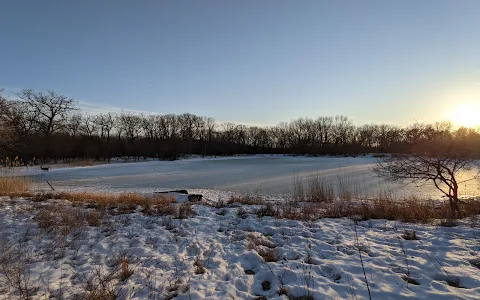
(1, 156), (480, 299)
(1, 194), (479, 299)
(4, 155), (480, 200)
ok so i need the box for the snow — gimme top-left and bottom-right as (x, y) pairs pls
(1, 193), (479, 299)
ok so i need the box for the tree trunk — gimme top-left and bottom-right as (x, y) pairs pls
(448, 183), (460, 218)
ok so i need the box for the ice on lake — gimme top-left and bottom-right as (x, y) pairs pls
(10, 155), (480, 200)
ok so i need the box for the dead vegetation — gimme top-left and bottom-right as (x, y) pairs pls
(34, 205), (101, 236)
(0, 176), (32, 197)
(32, 191), (177, 216)
(253, 197), (480, 223)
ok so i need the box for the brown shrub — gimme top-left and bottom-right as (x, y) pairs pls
(55, 191), (175, 213)
(87, 210), (102, 226)
(119, 258), (134, 281)
(256, 202), (277, 218)
(252, 195), (480, 223)
(176, 203), (195, 219)
(193, 256), (206, 274)
(35, 208), (56, 229)
(0, 176), (31, 196)
(34, 205), (88, 235)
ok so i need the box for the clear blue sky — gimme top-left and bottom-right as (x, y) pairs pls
(1, 0), (480, 126)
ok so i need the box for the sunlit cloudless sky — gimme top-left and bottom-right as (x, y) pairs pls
(1, 0), (479, 126)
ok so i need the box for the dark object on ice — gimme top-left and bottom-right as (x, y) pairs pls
(40, 166), (49, 171)
(188, 194), (203, 202)
(155, 189), (188, 195)
(46, 180), (55, 191)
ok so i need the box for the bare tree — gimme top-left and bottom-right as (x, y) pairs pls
(16, 89), (77, 136)
(68, 113), (83, 137)
(94, 113), (116, 142)
(0, 89), (15, 157)
(374, 149), (479, 217)
(81, 114), (98, 138)
(117, 112), (142, 144)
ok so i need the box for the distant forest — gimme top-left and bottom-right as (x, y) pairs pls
(1, 89), (479, 165)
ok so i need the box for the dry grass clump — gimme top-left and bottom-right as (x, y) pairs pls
(228, 194), (266, 206)
(34, 205), (94, 235)
(294, 174), (359, 203)
(256, 201), (319, 221)
(256, 202), (277, 218)
(87, 210), (102, 226)
(68, 159), (95, 167)
(0, 176), (31, 196)
(54, 191), (175, 213)
(254, 194), (480, 223)
(307, 176), (335, 202)
(176, 203), (195, 219)
(320, 197), (480, 223)
(193, 256), (206, 274)
(258, 248), (279, 262)
(80, 267), (117, 300)
(33, 191), (199, 221)
(119, 257), (134, 281)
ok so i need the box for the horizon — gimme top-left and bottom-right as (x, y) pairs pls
(1, 1), (480, 127)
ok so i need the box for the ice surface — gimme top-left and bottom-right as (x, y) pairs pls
(4, 155), (480, 199)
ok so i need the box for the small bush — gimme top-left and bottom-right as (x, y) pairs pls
(120, 258), (134, 281)
(87, 210), (102, 226)
(0, 176), (31, 196)
(256, 202), (277, 218)
(176, 203), (194, 219)
(307, 176), (335, 202)
(193, 256), (206, 274)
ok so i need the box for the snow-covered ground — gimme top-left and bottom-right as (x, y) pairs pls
(1, 192), (479, 300)
(3, 156), (480, 200)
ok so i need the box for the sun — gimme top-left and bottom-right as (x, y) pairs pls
(450, 103), (480, 128)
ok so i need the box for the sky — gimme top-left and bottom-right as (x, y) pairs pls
(1, 0), (480, 127)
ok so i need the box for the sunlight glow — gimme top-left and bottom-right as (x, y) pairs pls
(450, 102), (480, 128)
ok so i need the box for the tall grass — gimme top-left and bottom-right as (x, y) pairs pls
(0, 176), (31, 196)
(293, 173), (360, 203)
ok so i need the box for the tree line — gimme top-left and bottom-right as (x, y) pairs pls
(1, 89), (479, 165)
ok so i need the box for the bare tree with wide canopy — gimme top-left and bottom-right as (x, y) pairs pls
(374, 145), (479, 217)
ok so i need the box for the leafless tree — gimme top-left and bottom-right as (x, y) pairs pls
(0, 89), (15, 156)
(117, 112), (142, 143)
(16, 89), (77, 136)
(94, 113), (116, 141)
(82, 113), (98, 138)
(68, 113), (83, 137)
(374, 148), (479, 216)
(141, 114), (157, 140)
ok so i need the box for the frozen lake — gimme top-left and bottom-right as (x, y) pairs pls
(10, 155), (480, 200)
